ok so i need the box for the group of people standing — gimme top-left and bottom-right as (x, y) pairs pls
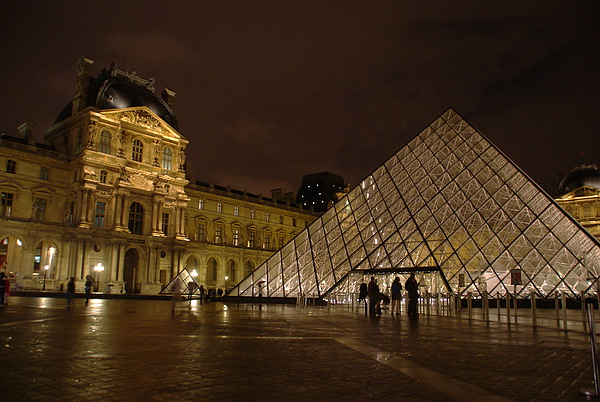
(360, 273), (420, 317)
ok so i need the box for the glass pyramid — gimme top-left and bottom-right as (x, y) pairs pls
(230, 108), (600, 299)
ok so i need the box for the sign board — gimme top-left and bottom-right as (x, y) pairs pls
(511, 269), (522, 285)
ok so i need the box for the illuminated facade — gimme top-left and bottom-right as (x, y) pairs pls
(555, 165), (600, 241)
(0, 58), (318, 294)
(231, 108), (600, 300)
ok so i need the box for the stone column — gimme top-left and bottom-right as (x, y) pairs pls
(113, 193), (123, 228)
(79, 190), (89, 225)
(116, 242), (126, 283)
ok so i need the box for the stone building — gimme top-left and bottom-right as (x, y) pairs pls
(555, 164), (600, 240)
(0, 57), (319, 294)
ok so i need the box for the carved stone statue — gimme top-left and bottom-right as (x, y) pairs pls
(86, 121), (97, 149)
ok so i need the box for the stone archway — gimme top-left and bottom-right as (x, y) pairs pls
(206, 257), (218, 286)
(123, 248), (139, 294)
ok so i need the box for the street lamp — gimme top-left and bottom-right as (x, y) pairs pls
(225, 275), (229, 292)
(44, 246), (56, 291)
(94, 263), (104, 292)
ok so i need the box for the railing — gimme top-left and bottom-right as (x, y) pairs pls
(320, 290), (600, 331)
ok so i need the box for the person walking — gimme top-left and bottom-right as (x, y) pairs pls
(84, 275), (94, 305)
(66, 277), (76, 309)
(405, 273), (419, 316)
(0, 273), (7, 306)
(391, 277), (402, 315)
(199, 285), (205, 304)
(171, 277), (182, 315)
(367, 276), (382, 316)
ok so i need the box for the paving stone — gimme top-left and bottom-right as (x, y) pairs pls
(0, 297), (598, 401)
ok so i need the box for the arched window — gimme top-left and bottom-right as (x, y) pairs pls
(128, 202), (144, 235)
(132, 139), (144, 162)
(162, 147), (172, 170)
(206, 258), (218, 285)
(244, 261), (255, 277)
(98, 130), (111, 154)
(227, 260), (236, 282)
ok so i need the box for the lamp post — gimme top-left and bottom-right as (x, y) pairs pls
(42, 265), (49, 291)
(44, 246), (56, 291)
(225, 275), (229, 293)
(94, 263), (104, 292)
(190, 269), (198, 300)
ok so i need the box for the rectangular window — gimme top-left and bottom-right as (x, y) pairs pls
(94, 201), (106, 227)
(34, 198), (47, 221)
(40, 166), (49, 180)
(263, 233), (270, 250)
(278, 235), (285, 249)
(100, 170), (107, 184)
(0, 192), (13, 217)
(279, 215), (284, 224)
(248, 231), (256, 248)
(198, 199), (204, 210)
(233, 229), (240, 246)
(132, 139), (143, 162)
(162, 147), (172, 170)
(234, 206), (239, 216)
(217, 202), (222, 213)
(6, 160), (16, 174)
(215, 226), (223, 244)
(250, 209), (255, 219)
(293, 218), (297, 227)
(98, 130), (111, 154)
(162, 213), (169, 235)
(197, 223), (206, 241)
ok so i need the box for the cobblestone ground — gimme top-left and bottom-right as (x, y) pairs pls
(0, 296), (596, 401)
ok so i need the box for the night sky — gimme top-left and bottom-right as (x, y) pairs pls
(1, 1), (598, 197)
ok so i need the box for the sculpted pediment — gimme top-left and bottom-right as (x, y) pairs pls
(559, 185), (600, 200)
(129, 173), (154, 191)
(100, 107), (183, 140)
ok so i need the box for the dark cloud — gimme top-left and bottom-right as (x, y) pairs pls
(0, 1), (598, 197)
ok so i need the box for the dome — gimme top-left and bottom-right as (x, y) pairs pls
(558, 165), (600, 195)
(54, 64), (178, 130)
(96, 78), (178, 129)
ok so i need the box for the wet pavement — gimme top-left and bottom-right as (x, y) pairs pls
(0, 296), (597, 401)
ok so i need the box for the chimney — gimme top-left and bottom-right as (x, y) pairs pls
(72, 57), (94, 114)
(161, 88), (176, 109)
(17, 121), (36, 139)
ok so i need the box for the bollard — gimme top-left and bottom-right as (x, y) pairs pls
(555, 293), (561, 328)
(426, 292), (431, 315)
(483, 291), (489, 322)
(467, 292), (472, 320)
(435, 293), (440, 316)
(531, 291), (537, 328)
(582, 294), (588, 332)
(581, 299), (600, 397)
(562, 293), (568, 331)
(506, 292), (511, 324)
(497, 292), (501, 321)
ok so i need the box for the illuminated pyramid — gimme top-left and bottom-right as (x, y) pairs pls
(230, 108), (600, 299)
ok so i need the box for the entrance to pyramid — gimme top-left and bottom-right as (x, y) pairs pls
(321, 267), (451, 305)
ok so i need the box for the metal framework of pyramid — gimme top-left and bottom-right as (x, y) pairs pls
(230, 108), (600, 300)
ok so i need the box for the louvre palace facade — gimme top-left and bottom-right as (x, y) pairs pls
(0, 57), (319, 294)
